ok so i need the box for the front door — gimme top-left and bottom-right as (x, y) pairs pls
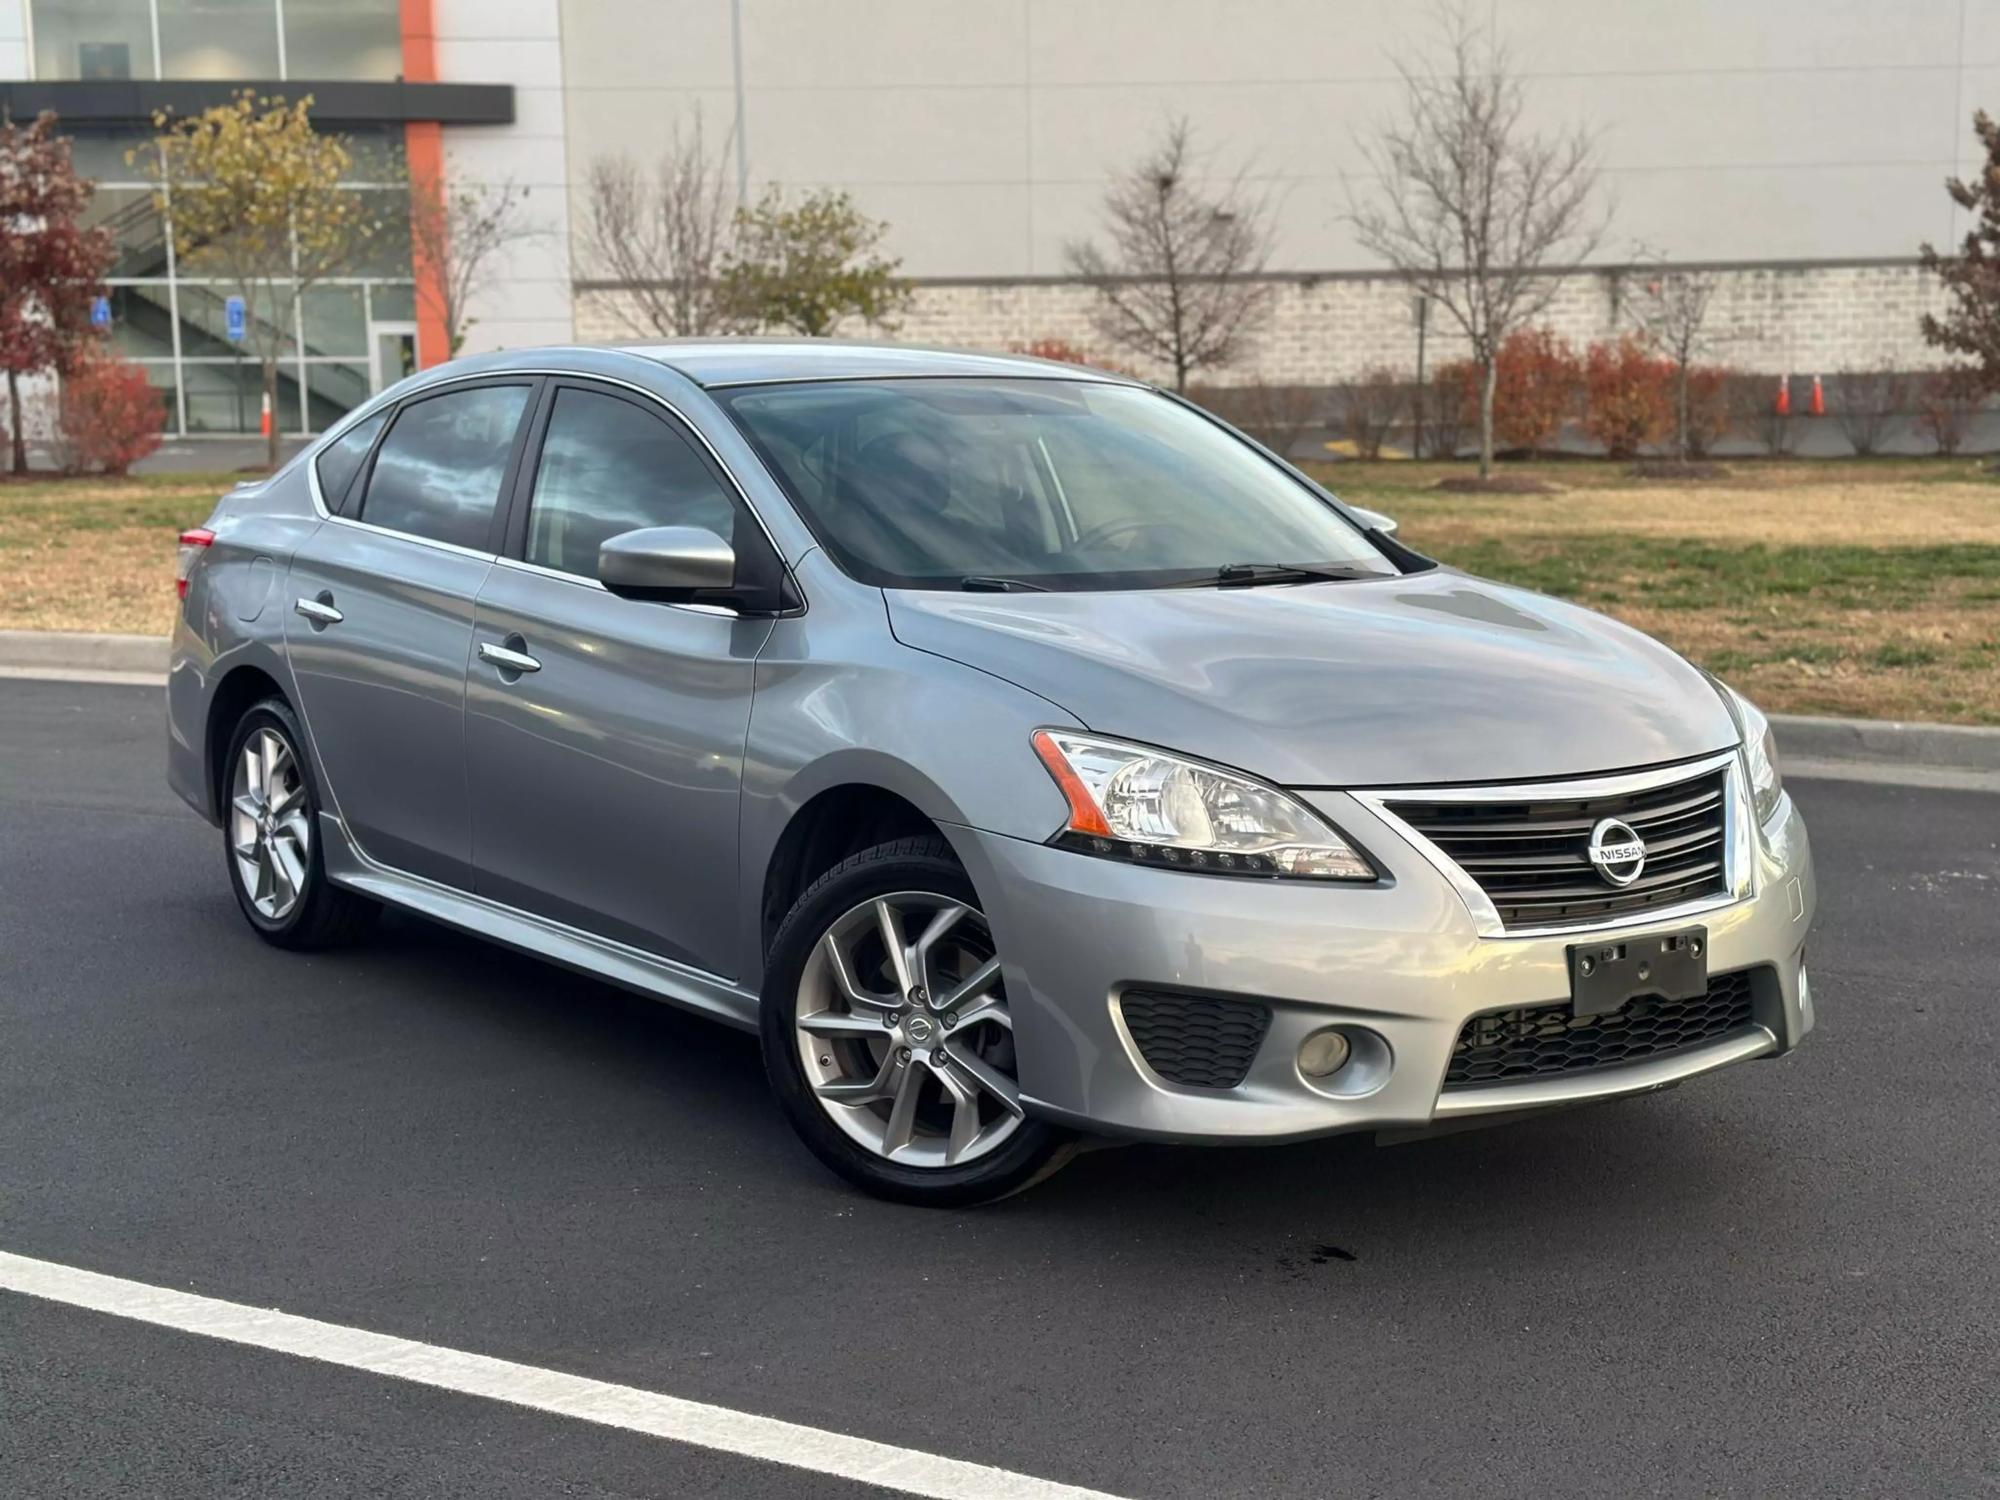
(286, 379), (537, 888)
(465, 380), (775, 976)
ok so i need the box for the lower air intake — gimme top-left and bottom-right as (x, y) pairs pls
(1119, 991), (1271, 1090)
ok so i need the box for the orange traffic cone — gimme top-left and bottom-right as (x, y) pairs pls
(1808, 375), (1825, 417)
(1775, 376), (1791, 416)
(259, 390), (272, 438)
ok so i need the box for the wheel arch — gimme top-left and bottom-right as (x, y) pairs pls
(204, 663), (290, 820)
(759, 781), (946, 958)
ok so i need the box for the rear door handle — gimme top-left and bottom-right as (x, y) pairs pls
(479, 640), (541, 675)
(294, 595), (343, 626)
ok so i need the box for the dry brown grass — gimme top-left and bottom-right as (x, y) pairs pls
(4, 460), (1998, 723)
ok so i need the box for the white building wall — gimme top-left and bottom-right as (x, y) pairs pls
(434, 0), (574, 352)
(0, 0), (26, 79)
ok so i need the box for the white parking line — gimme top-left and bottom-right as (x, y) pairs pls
(0, 1250), (1123, 1500)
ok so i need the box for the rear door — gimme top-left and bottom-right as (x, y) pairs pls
(464, 379), (777, 976)
(286, 379), (537, 889)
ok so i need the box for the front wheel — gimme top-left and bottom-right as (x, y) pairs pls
(760, 837), (1074, 1205)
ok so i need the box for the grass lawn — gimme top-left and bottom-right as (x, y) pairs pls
(3, 457), (1997, 724)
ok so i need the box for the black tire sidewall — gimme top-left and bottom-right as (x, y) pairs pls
(760, 839), (1071, 1206)
(221, 699), (329, 942)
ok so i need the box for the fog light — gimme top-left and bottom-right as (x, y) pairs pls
(1297, 1029), (1352, 1078)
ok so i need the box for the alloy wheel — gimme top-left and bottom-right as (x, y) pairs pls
(229, 726), (312, 921)
(795, 892), (1024, 1168)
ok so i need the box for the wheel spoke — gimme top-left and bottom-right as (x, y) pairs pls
(269, 778), (306, 817)
(815, 1047), (899, 1104)
(269, 833), (306, 900)
(935, 1058), (983, 1164)
(938, 954), (1001, 1013)
(949, 995), (1011, 1033)
(278, 809), (312, 851)
(232, 793), (263, 823)
(913, 902), (966, 996)
(259, 733), (284, 801)
(820, 933), (897, 1012)
(874, 899), (915, 998)
(879, 1061), (923, 1158)
(241, 744), (266, 802)
(940, 1041), (1023, 1118)
(798, 1009), (888, 1039)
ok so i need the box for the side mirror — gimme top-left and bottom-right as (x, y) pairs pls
(1345, 504), (1398, 538)
(598, 526), (737, 603)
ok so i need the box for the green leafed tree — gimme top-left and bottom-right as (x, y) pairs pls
(1919, 109), (2000, 394)
(720, 187), (910, 338)
(146, 91), (392, 468)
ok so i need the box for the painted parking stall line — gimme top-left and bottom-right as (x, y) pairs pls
(0, 1250), (1123, 1500)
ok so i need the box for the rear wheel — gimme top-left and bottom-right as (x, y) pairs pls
(221, 699), (377, 949)
(761, 837), (1074, 1204)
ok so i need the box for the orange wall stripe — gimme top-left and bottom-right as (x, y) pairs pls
(400, 0), (449, 368)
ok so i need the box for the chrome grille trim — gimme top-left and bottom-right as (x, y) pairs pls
(1352, 750), (1753, 940)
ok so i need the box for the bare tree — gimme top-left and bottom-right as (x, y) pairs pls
(580, 112), (735, 337)
(1730, 376), (1795, 457)
(1348, 7), (1608, 479)
(407, 172), (541, 356)
(1065, 117), (1275, 392)
(1338, 366), (1406, 460)
(1831, 360), (1908, 456)
(1632, 266), (1719, 461)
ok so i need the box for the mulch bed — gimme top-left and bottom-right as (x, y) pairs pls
(1432, 475), (1564, 495)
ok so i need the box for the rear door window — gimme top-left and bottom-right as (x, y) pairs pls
(313, 410), (387, 514)
(357, 384), (532, 550)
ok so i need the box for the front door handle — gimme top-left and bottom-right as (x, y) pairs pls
(294, 594), (343, 626)
(479, 639), (541, 675)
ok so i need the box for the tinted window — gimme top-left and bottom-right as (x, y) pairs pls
(313, 410), (387, 514)
(716, 379), (1391, 591)
(359, 385), (531, 550)
(524, 388), (738, 579)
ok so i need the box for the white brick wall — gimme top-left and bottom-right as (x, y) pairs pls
(576, 261), (1951, 385)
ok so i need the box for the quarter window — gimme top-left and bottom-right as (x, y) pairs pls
(524, 388), (738, 580)
(358, 385), (531, 550)
(312, 410), (387, 514)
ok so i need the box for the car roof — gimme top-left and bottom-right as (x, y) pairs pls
(611, 338), (1141, 389)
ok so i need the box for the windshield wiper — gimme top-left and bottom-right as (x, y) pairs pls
(1204, 562), (1379, 588)
(959, 575), (1051, 593)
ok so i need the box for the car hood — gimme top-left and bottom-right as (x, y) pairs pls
(885, 570), (1739, 788)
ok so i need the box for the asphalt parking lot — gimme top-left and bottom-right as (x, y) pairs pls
(3, 677), (1997, 1498)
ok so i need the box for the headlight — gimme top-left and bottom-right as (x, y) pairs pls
(1030, 729), (1375, 879)
(1718, 682), (1784, 825)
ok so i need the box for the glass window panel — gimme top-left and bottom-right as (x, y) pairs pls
(301, 285), (366, 357)
(282, 0), (402, 81)
(133, 363), (180, 435)
(526, 389), (739, 579)
(305, 361), (372, 436)
(181, 359), (266, 434)
(80, 187), (167, 278)
(312, 405), (385, 505)
(350, 189), (413, 277)
(368, 283), (416, 322)
(357, 385), (531, 549)
(65, 126), (155, 184)
(105, 285), (177, 359)
(158, 0), (281, 79)
(337, 126), (407, 183)
(171, 283), (297, 357)
(31, 0), (154, 80)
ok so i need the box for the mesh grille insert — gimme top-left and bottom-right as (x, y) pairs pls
(1120, 992), (1271, 1090)
(1444, 969), (1759, 1090)
(1387, 766), (1731, 931)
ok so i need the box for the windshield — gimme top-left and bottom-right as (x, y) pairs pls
(714, 378), (1393, 590)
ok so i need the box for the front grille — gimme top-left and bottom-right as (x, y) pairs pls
(1443, 969), (1758, 1089)
(1119, 992), (1271, 1089)
(1386, 765), (1730, 931)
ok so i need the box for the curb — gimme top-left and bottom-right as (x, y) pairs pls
(1, 631), (1996, 776)
(1770, 713), (2000, 773)
(0, 630), (168, 675)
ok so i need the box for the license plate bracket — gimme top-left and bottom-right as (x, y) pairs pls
(1567, 928), (1707, 1019)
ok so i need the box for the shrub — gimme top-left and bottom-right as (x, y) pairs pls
(1832, 361), (1909, 456)
(1915, 369), (1982, 454)
(1427, 360), (1477, 458)
(1491, 327), (1582, 456)
(1238, 378), (1324, 459)
(1582, 336), (1674, 458)
(1337, 366), (1403, 460)
(54, 355), (165, 475)
(1730, 375), (1796, 456)
(1009, 337), (1094, 366)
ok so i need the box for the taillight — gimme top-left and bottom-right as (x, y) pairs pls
(176, 528), (214, 600)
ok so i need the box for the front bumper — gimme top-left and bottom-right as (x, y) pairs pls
(951, 787), (1815, 1144)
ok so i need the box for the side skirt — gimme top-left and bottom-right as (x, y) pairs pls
(319, 811), (761, 1033)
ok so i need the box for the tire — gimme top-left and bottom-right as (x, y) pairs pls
(220, 698), (378, 950)
(760, 836), (1075, 1205)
